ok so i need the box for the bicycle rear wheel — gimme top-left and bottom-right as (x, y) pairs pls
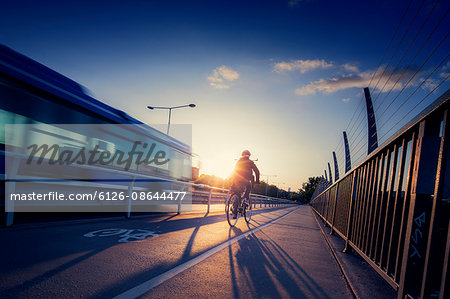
(226, 194), (239, 227)
(244, 197), (253, 223)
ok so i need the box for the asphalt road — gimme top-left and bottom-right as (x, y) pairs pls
(0, 205), (354, 298)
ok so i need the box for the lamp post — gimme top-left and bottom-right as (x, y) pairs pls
(276, 182), (286, 198)
(147, 104), (196, 135)
(262, 174), (277, 196)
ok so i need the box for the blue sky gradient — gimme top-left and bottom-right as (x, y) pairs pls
(2, 0), (449, 189)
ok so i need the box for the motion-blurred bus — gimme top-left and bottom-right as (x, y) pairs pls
(0, 44), (193, 216)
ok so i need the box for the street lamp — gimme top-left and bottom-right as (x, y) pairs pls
(276, 182), (286, 198)
(147, 104), (196, 135)
(262, 174), (277, 196)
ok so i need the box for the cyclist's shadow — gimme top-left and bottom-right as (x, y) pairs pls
(227, 226), (243, 298)
(227, 224), (322, 298)
(228, 225), (282, 298)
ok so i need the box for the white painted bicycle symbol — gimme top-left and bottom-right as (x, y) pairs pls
(84, 228), (158, 243)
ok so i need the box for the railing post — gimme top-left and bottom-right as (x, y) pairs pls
(324, 190), (331, 226)
(398, 117), (442, 299)
(177, 185), (185, 214)
(126, 176), (136, 218)
(368, 153), (385, 258)
(330, 183), (340, 235)
(5, 157), (21, 227)
(420, 109), (449, 298)
(207, 188), (212, 213)
(224, 193), (229, 212)
(439, 222), (450, 299)
(393, 134), (416, 282)
(363, 156), (381, 256)
(344, 171), (358, 253)
(379, 144), (399, 268)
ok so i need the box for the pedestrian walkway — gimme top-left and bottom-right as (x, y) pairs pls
(141, 206), (355, 298)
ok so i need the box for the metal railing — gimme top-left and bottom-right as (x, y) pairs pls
(191, 186), (296, 213)
(310, 89), (450, 299)
(2, 150), (296, 227)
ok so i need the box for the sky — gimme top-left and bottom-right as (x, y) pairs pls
(1, 0), (449, 191)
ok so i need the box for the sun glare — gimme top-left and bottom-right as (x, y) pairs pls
(199, 154), (236, 179)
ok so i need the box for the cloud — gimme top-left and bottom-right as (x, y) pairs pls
(422, 78), (439, 91)
(207, 65), (240, 89)
(440, 61), (450, 78)
(295, 69), (415, 96)
(342, 63), (359, 73)
(342, 98), (351, 102)
(273, 59), (333, 73)
(288, 0), (313, 7)
(288, 0), (302, 7)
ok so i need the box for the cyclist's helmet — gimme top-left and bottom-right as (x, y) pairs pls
(241, 150), (251, 157)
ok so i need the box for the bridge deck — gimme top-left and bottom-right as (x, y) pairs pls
(0, 206), (394, 298)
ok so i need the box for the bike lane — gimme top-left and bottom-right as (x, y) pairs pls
(0, 206), (298, 298)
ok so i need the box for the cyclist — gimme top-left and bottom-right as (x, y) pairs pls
(230, 150), (260, 219)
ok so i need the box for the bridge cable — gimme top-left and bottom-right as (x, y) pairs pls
(351, 139), (369, 164)
(372, 0), (441, 109)
(373, 10), (449, 127)
(375, 51), (449, 135)
(347, 94), (367, 141)
(329, 0), (414, 167)
(353, 144), (370, 165)
(349, 122), (368, 151)
(326, 0), (420, 173)
(370, 0), (425, 93)
(376, 62), (449, 143)
(367, 0), (414, 89)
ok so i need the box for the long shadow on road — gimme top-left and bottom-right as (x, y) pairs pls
(229, 223), (329, 298)
(149, 206), (292, 235)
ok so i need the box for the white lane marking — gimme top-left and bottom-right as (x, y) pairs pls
(113, 206), (300, 299)
(84, 229), (158, 243)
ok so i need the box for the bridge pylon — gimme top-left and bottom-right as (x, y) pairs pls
(364, 87), (378, 155)
(343, 131), (351, 173)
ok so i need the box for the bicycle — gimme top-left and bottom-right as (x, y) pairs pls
(226, 184), (253, 227)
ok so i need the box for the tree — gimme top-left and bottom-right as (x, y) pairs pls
(299, 176), (322, 203)
(194, 174), (230, 190)
(251, 181), (280, 197)
(288, 191), (303, 202)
